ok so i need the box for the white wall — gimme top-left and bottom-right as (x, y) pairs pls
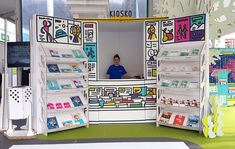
(98, 22), (144, 79)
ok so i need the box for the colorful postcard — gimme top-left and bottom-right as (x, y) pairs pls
(60, 84), (72, 89)
(47, 117), (59, 129)
(55, 103), (63, 109)
(47, 80), (60, 90)
(47, 64), (60, 73)
(73, 80), (83, 88)
(50, 49), (60, 57)
(63, 102), (71, 108)
(175, 17), (190, 42)
(173, 114), (186, 126)
(72, 50), (85, 58)
(70, 96), (83, 107)
(62, 120), (73, 127)
(47, 103), (55, 110)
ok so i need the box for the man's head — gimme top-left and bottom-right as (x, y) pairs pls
(113, 54), (120, 66)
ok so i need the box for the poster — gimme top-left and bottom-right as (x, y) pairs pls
(175, 17), (190, 42)
(37, 16), (53, 42)
(68, 20), (82, 44)
(190, 14), (205, 41)
(83, 22), (97, 43)
(53, 18), (68, 43)
(161, 19), (174, 44)
(84, 43), (97, 62)
(145, 21), (158, 42)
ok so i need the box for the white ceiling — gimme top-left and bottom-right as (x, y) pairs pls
(0, 0), (15, 21)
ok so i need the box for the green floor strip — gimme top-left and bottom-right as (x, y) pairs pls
(37, 107), (235, 149)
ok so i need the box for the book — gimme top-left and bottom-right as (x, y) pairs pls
(60, 84), (72, 89)
(72, 50), (84, 58)
(161, 51), (168, 57)
(171, 80), (180, 88)
(47, 80), (60, 90)
(187, 115), (199, 127)
(47, 103), (55, 110)
(50, 49), (60, 57)
(55, 103), (63, 109)
(47, 64), (60, 73)
(173, 114), (186, 126)
(180, 80), (189, 88)
(47, 117), (59, 129)
(180, 50), (189, 56)
(73, 80), (83, 88)
(191, 49), (200, 56)
(63, 102), (71, 108)
(71, 64), (83, 73)
(70, 96), (83, 107)
(62, 54), (73, 58)
(160, 111), (172, 123)
(62, 120), (73, 127)
(72, 114), (85, 124)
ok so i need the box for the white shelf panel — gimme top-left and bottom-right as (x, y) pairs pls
(158, 71), (200, 76)
(47, 105), (88, 114)
(47, 88), (88, 94)
(48, 123), (88, 133)
(158, 56), (199, 62)
(47, 73), (87, 79)
(158, 104), (200, 111)
(157, 86), (200, 91)
(47, 57), (87, 64)
(158, 122), (199, 131)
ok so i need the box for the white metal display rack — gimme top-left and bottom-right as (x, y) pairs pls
(31, 42), (89, 135)
(156, 41), (207, 133)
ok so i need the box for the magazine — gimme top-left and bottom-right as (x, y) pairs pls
(63, 102), (71, 108)
(47, 64), (60, 73)
(50, 49), (60, 57)
(161, 80), (171, 87)
(60, 84), (72, 89)
(62, 54), (73, 58)
(186, 115), (199, 127)
(72, 50), (85, 58)
(71, 64), (83, 73)
(60, 68), (73, 73)
(173, 114), (186, 126)
(70, 96), (83, 107)
(55, 103), (63, 109)
(47, 103), (55, 110)
(191, 49), (200, 56)
(159, 111), (172, 123)
(62, 120), (73, 127)
(47, 80), (60, 90)
(47, 117), (59, 129)
(73, 80), (84, 88)
(180, 50), (189, 56)
(161, 51), (168, 57)
(171, 80), (180, 88)
(180, 80), (189, 88)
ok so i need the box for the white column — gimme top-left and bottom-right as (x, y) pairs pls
(47, 0), (54, 16)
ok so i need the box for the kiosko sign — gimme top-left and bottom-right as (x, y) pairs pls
(109, 10), (132, 17)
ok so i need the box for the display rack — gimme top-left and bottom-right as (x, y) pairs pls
(31, 42), (89, 135)
(156, 41), (207, 132)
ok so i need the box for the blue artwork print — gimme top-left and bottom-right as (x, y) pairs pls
(190, 14), (205, 41)
(84, 43), (97, 62)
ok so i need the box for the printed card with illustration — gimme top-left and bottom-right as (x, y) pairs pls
(49, 49), (60, 57)
(58, 64), (73, 73)
(73, 80), (84, 88)
(173, 114), (186, 126)
(161, 19), (175, 44)
(175, 17), (190, 42)
(47, 103), (55, 110)
(70, 64), (83, 73)
(72, 50), (84, 58)
(160, 111), (173, 123)
(47, 117), (59, 129)
(62, 120), (73, 127)
(187, 115), (199, 127)
(191, 49), (200, 56)
(47, 80), (60, 90)
(63, 102), (71, 108)
(180, 80), (189, 88)
(72, 114), (85, 124)
(70, 96), (83, 107)
(60, 84), (72, 89)
(47, 64), (60, 73)
(55, 103), (63, 109)
(171, 80), (180, 88)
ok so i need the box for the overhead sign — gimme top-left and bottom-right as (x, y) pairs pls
(109, 10), (132, 18)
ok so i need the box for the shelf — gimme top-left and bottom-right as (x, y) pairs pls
(158, 56), (199, 62)
(47, 87), (88, 94)
(47, 73), (87, 79)
(48, 123), (88, 133)
(157, 86), (200, 91)
(158, 104), (200, 111)
(157, 71), (200, 76)
(47, 57), (87, 64)
(47, 105), (88, 114)
(158, 122), (199, 131)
